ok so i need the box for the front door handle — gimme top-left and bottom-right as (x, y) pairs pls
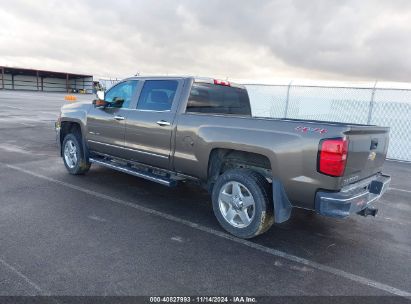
(114, 115), (125, 121)
(157, 120), (171, 127)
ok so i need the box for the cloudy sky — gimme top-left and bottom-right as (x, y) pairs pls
(0, 0), (410, 83)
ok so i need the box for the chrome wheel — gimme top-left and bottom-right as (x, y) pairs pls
(218, 181), (255, 228)
(64, 140), (78, 169)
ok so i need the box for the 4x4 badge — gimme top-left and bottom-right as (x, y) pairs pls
(295, 126), (328, 135)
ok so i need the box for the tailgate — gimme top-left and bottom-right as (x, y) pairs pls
(344, 126), (390, 181)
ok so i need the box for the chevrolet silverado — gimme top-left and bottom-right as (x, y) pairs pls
(56, 76), (391, 238)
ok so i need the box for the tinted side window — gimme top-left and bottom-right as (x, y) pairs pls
(186, 83), (251, 115)
(105, 80), (138, 108)
(136, 80), (178, 111)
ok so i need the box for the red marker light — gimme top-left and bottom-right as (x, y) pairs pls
(214, 79), (231, 86)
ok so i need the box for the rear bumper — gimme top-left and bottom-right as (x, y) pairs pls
(315, 174), (391, 218)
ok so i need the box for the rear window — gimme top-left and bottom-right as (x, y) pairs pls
(186, 83), (251, 116)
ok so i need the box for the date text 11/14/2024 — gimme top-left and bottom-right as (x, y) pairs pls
(149, 296), (257, 303)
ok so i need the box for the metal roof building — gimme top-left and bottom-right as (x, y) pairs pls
(0, 66), (93, 93)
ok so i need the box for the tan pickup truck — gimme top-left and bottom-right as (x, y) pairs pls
(56, 76), (391, 238)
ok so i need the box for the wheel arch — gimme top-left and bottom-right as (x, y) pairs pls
(207, 148), (292, 224)
(207, 148), (272, 191)
(59, 119), (88, 160)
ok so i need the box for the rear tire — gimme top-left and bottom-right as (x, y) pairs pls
(62, 133), (90, 175)
(212, 169), (274, 238)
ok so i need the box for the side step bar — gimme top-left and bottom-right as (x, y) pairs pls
(89, 158), (177, 187)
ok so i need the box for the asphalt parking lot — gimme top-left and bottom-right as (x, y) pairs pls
(0, 91), (410, 299)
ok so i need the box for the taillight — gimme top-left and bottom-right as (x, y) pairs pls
(214, 79), (231, 86)
(318, 138), (348, 177)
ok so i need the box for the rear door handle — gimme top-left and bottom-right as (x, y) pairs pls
(157, 120), (171, 126)
(114, 115), (125, 121)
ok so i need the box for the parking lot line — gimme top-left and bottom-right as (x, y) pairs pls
(2, 162), (411, 298)
(389, 187), (411, 194)
(2, 105), (24, 110)
(0, 256), (44, 295)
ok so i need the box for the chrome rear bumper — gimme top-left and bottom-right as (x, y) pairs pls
(315, 174), (391, 218)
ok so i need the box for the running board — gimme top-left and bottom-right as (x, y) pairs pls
(89, 158), (177, 187)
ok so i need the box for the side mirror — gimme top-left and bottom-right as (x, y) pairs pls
(92, 99), (109, 108)
(96, 90), (105, 101)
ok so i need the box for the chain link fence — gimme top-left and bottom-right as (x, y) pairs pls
(246, 84), (411, 162)
(96, 77), (410, 161)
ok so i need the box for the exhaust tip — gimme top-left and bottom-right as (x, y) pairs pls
(358, 207), (378, 217)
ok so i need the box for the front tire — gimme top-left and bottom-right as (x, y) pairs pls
(212, 169), (274, 238)
(62, 133), (90, 175)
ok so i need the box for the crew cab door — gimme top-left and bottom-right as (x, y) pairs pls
(86, 80), (139, 158)
(124, 79), (183, 169)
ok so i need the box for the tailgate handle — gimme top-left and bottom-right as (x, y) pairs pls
(370, 139), (378, 150)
